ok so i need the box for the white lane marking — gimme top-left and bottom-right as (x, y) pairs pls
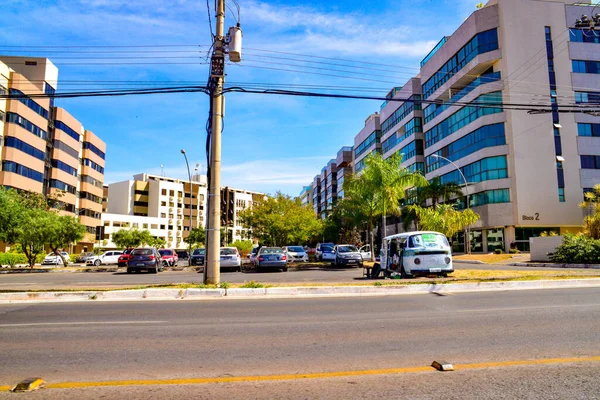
(456, 303), (600, 313)
(0, 321), (167, 328)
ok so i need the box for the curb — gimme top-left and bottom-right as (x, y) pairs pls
(1, 278), (600, 303)
(453, 260), (485, 265)
(511, 262), (600, 269)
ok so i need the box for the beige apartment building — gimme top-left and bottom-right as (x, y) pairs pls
(303, 0), (600, 252)
(0, 56), (105, 252)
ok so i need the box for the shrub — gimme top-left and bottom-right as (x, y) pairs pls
(240, 280), (264, 288)
(70, 254), (78, 263)
(231, 240), (253, 253)
(550, 234), (600, 264)
(509, 249), (519, 254)
(0, 253), (28, 268)
(494, 249), (503, 254)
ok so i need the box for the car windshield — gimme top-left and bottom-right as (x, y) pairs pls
(251, 248), (259, 254)
(337, 245), (358, 253)
(321, 245), (334, 252)
(193, 249), (205, 255)
(261, 248), (283, 254)
(288, 246), (304, 252)
(220, 248), (237, 255)
(410, 233), (449, 249)
(158, 250), (172, 256)
(132, 249), (153, 256)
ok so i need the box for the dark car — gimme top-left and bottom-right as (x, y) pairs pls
(256, 247), (287, 272)
(176, 250), (189, 261)
(333, 244), (364, 268)
(118, 248), (134, 267)
(75, 252), (95, 263)
(191, 248), (205, 266)
(127, 248), (165, 274)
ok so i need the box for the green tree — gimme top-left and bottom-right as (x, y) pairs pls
(184, 228), (205, 248)
(418, 177), (464, 207)
(148, 236), (166, 248)
(239, 192), (323, 246)
(0, 188), (26, 245)
(408, 203), (480, 243)
(47, 214), (86, 266)
(580, 184), (600, 239)
(18, 209), (54, 268)
(231, 240), (253, 253)
(342, 153), (428, 260)
(111, 229), (155, 249)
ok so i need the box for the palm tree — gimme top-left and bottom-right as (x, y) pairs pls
(365, 152), (428, 239)
(343, 152), (428, 261)
(418, 177), (464, 207)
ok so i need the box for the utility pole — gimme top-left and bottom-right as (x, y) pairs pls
(206, 0), (226, 284)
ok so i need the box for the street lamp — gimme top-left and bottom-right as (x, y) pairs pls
(181, 149), (193, 266)
(430, 154), (471, 254)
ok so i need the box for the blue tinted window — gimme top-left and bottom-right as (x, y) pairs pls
(426, 123), (506, 173)
(6, 112), (47, 140)
(4, 137), (45, 160)
(1, 161), (43, 182)
(355, 131), (381, 158)
(425, 92), (503, 148)
(50, 179), (76, 194)
(572, 60), (600, 74)
(51, 159), (78, 177)
(574, 91), (600, 104)
(381, 95), (422, 135)
(422, 29), (499, 99)
(578, 123), (600, 137)
(83, 158), (104, 174)
(9, 89), (49, 119)
(569, 29), (600, 44)
(83, 142), (105, 160)
(581, 155), (600, 169)
(53, 140), (79, 159)
(55, 121), (81, 142)
(438, 156), (508, 185)
(457, 189), (510, 209)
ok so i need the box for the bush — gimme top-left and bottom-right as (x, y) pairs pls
(0, 253), (28, 268)
(70, 254), (78, 263)
(494, 249), (503, 254)
(240, 280), (264, 288)
(509, 249), (519, 254)
(231, 240), (253, 253)
(550, 234), (600, 264)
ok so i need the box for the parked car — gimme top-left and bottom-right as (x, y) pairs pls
(283, 246), (308, 263)
(316, 243), (335, 262)
(158, 249), (179, 266)
(86, 250), (123, 266)
(118, 248), (134, 267)
(127, 247), (165, 274)
(42, 251), (70, 266)
(359, 245), (372, 260)
(191, 248), (205, 266)
(255, 247), (288, 272)
(75, 252), (95, 263)
(333, 244), (364, 268)
(176, 250), (189, 261)
(220, 247), (241, 271)
(248, 246), (259, 264)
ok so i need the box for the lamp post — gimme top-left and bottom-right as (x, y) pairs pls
(431, 154), (471, 254)
(181, 149), (193, 266)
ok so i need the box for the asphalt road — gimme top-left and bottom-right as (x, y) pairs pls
(1, 287), (599, 398)
(0, 261), (594, 291)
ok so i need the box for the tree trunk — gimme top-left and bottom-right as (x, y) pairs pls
(51, 247), (68, 267)
(369, 216), (375, 262)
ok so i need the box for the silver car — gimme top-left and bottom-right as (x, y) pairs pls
(220, 247), (242, 271)
(283, 246), (308, 263)
(333, 245), (364, 268)
(256, 247), (288, 272)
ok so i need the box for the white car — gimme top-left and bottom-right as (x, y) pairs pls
(283, 246), (308, 262)
(86, 251), (123, 266)
(42, 252), (70, 266)
(219, 247), (241, 271)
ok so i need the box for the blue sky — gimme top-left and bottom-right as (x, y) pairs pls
(1, 0), (478, 196)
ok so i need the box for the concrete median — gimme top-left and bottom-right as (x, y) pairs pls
(1, 278), (600, 303)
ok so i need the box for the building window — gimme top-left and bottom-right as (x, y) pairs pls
(53, 140), (79, 159)
(581, 155), (600, 169)
(426, 123), (506, 173)
(574, 91), (600, 104)
(81, 175), (103, 188)
(569, 28), (600, 44)
(4, 137), (45, 160)
(422, 29), (499, 98)
(54, 121), (81, 142)
(399, 140), (423, 160)
(578, 123), (600, 137)
(161, 189), (167, 196)
(424, 91), (503, 148)
(6, 112), (47, 140)
(486, 228), (505, 252)
(381, 95), (422, 135)
(572, 60), (600, 74)
(82, 158), (104, 174)
(51, 159), (78, 176)
(355, 130), (382, 158)
(438, 156), (508, 186)
(82, 142), (105, 160)
(81, 191), (103, 204)
(457, 189), (510, 209)
(1, 161), (43, 182)
(9, 89), (49, 119)
(50, 179), (77, 194)
(558, 187), (565, 202)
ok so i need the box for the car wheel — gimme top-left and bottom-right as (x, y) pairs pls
(94, 259), (101, 266)
(127, 268), (132, 274)
(400, 266), (409, 279)
(151, 267), (158, 274)
(283, 267), (288, 272)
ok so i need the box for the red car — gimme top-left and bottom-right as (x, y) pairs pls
(118, 248), (134, 267)
(158, 248), (179, 266)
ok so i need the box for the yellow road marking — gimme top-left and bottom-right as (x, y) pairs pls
(1, 356), (599, 391)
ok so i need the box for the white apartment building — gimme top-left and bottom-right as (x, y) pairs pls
(221, 186), (266, 243)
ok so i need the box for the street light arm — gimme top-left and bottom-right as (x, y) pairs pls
(432, 155), (469, 203)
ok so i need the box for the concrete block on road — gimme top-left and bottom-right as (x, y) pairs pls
(185, 288), (226, 298)
(102, 290), (145, 300)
